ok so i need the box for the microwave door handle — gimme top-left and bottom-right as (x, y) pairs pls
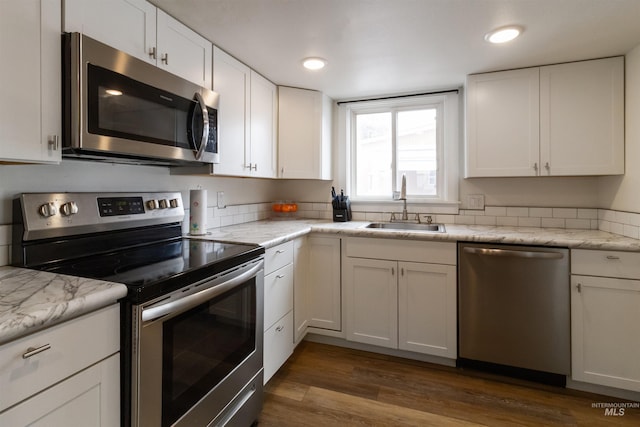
(192, 92), (209, 161)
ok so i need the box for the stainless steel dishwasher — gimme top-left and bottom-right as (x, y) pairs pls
(458, 242), (570, 383)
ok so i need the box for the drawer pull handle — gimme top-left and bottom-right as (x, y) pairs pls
(275, 325), (284, 332)
(276, 250), (285, 254)
(23, 344), (51, 359)
(606, 255), (620, 260)
(276, 274), (285, 279)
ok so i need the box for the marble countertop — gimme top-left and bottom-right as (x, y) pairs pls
(193, 219), (640, 252)
(0, 267), (127, 345)
(4, 218), (636, 345)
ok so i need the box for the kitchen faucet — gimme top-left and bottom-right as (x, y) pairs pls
(400, 173), (408, 220)
(390, 174), (420, 223)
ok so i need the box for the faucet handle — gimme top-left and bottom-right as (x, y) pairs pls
(415, 213), (421, 223)
(390, 212), (396, 222)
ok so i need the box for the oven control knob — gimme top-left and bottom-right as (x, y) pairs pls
(61, 201), (79, 216)
(169, 198), (180, 208)
(159, 199), (170, 209)
(147, 200), (159, 210)
(38, 202), (57, 218)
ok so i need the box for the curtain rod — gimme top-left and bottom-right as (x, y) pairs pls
(336, 89), (459, 105)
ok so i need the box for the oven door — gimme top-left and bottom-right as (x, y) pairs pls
(132, 258), (264, 427)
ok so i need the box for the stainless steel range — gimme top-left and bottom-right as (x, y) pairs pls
(12, 192), (264, 427)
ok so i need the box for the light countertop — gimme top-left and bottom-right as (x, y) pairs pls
(192, 219), (640, 252)
(0, 267), (127, 345)
(3, 218), (638, 345)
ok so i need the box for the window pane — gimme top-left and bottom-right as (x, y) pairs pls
(397, 109), (437, 196)
(356, 112), (392, 197)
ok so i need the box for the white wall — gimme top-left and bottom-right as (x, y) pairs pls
(0, 160), (279, 224)
(598, 42), (640, 212)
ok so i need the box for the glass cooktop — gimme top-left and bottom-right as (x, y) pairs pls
(44, 238), (264, 303)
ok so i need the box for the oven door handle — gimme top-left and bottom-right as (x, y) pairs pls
(141, 260), (263, 322)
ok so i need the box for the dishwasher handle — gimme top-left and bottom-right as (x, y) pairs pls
(463, 247), (565, 259)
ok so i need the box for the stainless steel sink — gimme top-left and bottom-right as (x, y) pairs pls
(365, 222), (446, 232)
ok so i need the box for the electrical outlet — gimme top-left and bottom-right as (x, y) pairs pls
(467, 194), (485, 210)
(217, 191), (226, 209)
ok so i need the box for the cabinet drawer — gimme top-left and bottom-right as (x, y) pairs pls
(345, 237), (456, 265)
(263, 310), (294, 384)
(264, 263), (294, 331)
(0, 305), (120, 412)
(265, 241), (294, 275)
(572, 249), (640, 279)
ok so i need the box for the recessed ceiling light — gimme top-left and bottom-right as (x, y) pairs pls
(484, 26), (523, 44)
(302, 57), (327, 70)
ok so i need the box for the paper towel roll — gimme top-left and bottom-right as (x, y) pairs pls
(189, 189), (207, 235)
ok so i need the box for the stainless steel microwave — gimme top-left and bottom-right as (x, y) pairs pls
(63, 33), (219, 166)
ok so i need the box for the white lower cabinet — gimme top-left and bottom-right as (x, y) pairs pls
(344, 238), (457, 359)
(307, 236), (342, 332)
(293, 237), (310, 344)
(0, 354), (120, 426)
(263, 241), (294, 384)
(398, 261), (457, 357)
(0, 305), (120, 425)
(571, 249), (640, 392)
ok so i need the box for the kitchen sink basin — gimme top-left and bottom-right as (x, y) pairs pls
(365, 222), (446, 232)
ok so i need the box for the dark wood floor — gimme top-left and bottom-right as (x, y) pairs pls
(258, 341), (640, 426)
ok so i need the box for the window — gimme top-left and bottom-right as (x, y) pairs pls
(342, 93), (459, 206)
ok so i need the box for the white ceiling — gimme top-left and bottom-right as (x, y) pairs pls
(149, 0), (640, 101)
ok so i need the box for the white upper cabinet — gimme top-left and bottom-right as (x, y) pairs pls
(155, 10), (212, 88)
(64, 0), (212, 88)
(211, 46), (251, 176)
(278, 86), (333, 180)
(210, 49), (277, 178)
(64, 0), (156, 64)
(540, 57), (624, 176)
(465, 57), (624, 177)
(249, 71), (278, 178)
(0, 0), (61, 164)
(466, 68), (540, 177)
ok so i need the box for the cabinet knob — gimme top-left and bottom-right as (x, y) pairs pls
(148, 47), (157, 59)
(545, 162), (551, 172)
(161, 53), (169, 64)
(533, 162), (538, 173)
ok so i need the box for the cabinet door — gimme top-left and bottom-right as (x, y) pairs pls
(465, 68), (540, 177)
(540, 57), (624, 176)
(293, 237), (310, 344)
(0, 354), (119, 427)
(278, 86), (332, 179)
(64, 0), (156, 64)
(0, 0), (61, 164)
(249, 71), (277, 178)
(264, 263), (294, 331)
(212, 46), (250, 176)
(308, 236), (342, 331)
(398, 262), (457, 358)
(344, 257), (397, 348)
(156, 9), (212, 88)
(571, 275), (640, 392)
(263, 311), (294, 384)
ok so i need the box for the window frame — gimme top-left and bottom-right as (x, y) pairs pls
(342, 92), (459, 208)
